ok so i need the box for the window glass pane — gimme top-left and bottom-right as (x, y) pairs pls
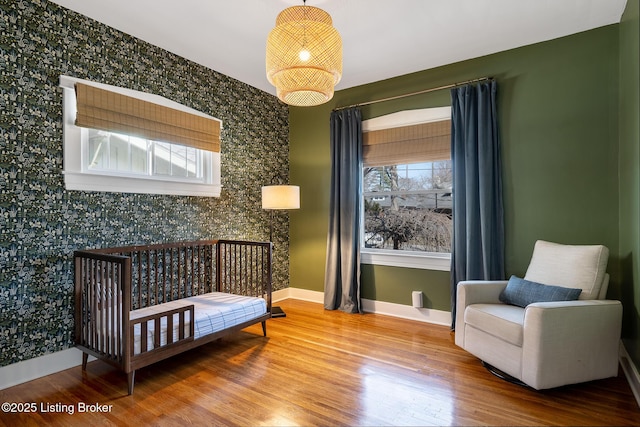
(87, 130), (109, 170)
(154, 141), (171, 175)
(186, 147), (197, 177)
(129, 136), (148, 174)
(170, 144), (188, 177)
(363, 161), (453, 253)
(109, 132), (131, 173)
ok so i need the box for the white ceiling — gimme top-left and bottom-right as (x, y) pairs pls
(48, 0), (627, 96)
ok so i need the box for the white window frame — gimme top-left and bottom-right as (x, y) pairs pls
(360, 107), (452, 271)
(59, 75), (222, 197)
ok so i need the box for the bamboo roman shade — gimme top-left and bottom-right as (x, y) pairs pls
(363, 119), (451, 167)
(75, 83), (220, 152)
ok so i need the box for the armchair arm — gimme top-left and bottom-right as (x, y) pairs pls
(522, 299), (622, 389)
(455, 280), (508, 347)
(456, 280), (509, 306)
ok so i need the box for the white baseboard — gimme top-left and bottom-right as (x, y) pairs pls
(273, 287), (322, 304)
(620, 342), (640, 408)
(361, 298), (452, 326)
(274, 287), (452, 326)
(0, 348), (94, 391)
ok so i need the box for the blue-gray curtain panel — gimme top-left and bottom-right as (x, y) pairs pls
(324, 108), (363, 313)
(450, 80), (505, 329)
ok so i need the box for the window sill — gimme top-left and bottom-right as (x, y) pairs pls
(63, 171), (222, 197)
(361, 249), (451, 271)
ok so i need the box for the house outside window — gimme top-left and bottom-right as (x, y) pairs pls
(361, 107), (452, 271)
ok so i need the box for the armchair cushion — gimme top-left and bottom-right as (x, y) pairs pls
(524, 240), (609, 300)
(465, 303), (525, 346)
(499, 275), (582, 308)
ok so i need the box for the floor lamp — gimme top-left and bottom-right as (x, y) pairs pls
(261, 185), (300, 318)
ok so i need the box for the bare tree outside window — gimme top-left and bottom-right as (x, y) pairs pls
(363, 161), (453, 253)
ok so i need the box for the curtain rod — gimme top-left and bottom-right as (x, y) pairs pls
(334, 76), (492, 111)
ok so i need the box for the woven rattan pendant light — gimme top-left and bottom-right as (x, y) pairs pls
(266, 1), (342, 107)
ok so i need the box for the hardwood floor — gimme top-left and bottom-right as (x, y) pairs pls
(1, 299), (639, 426)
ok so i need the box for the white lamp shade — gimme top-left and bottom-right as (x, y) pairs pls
(262, 185), (300, 210)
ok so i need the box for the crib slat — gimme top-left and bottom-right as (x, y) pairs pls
(179, 311), (185, 341)
(197, 245), (202, 294)
(111, 263), (123, 361)
(242, 244), (247, 295)
(234, 243), (239, 294)
(122, 257), (132, 367)
(161, 248), (166, 303)
(109, 262), (115, 358)
(154, 317), (160, 349)
(137, 252), (142, 310)
(178, 247), (183, 299)
(140, 321), (148, 354)
(169, 248), (174, 302)
(153, 249), (158, 306)
(250, 245), (254, 294)
(209, 244), (214, 293)
(167, 313), (174, 345)
(92, 259), (98, 352)
(146, 250), (150, 307)
(191, 246), (195, 297)
(100, 261), (106, 354)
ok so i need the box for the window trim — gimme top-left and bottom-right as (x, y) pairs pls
(360, 107), (452, 271)
(361, 248), (451, 271)
(59, 75), (222, 197)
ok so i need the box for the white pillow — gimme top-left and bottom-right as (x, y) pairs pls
(524, 240), (609, 300)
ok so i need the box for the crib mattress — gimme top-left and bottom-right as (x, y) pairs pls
(129, 292), (267, 354)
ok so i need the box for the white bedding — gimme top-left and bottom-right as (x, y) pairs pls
(129, 292), (267, 354)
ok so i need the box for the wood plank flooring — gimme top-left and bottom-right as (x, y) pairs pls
(1, 299), (639, 426)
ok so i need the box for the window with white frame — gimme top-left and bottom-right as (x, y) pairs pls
(59, 75), (222, 197)
(361, 107), (452, 271)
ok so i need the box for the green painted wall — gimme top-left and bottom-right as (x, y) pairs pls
(290, 25), (621, 312)
(360, 265), (450, 308)
(618, 0), (640, 369)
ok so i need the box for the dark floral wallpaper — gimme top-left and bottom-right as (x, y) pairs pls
(0, 0), (290, 366)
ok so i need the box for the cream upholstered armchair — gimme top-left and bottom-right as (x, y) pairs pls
(455, 240), (622, 390)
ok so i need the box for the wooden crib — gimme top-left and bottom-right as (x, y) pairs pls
(74, 239), (272, 394)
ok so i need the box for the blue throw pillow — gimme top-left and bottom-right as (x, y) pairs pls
(499, 275), (582, 308)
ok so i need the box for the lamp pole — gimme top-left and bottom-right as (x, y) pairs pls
(261, 185), (300, 318)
